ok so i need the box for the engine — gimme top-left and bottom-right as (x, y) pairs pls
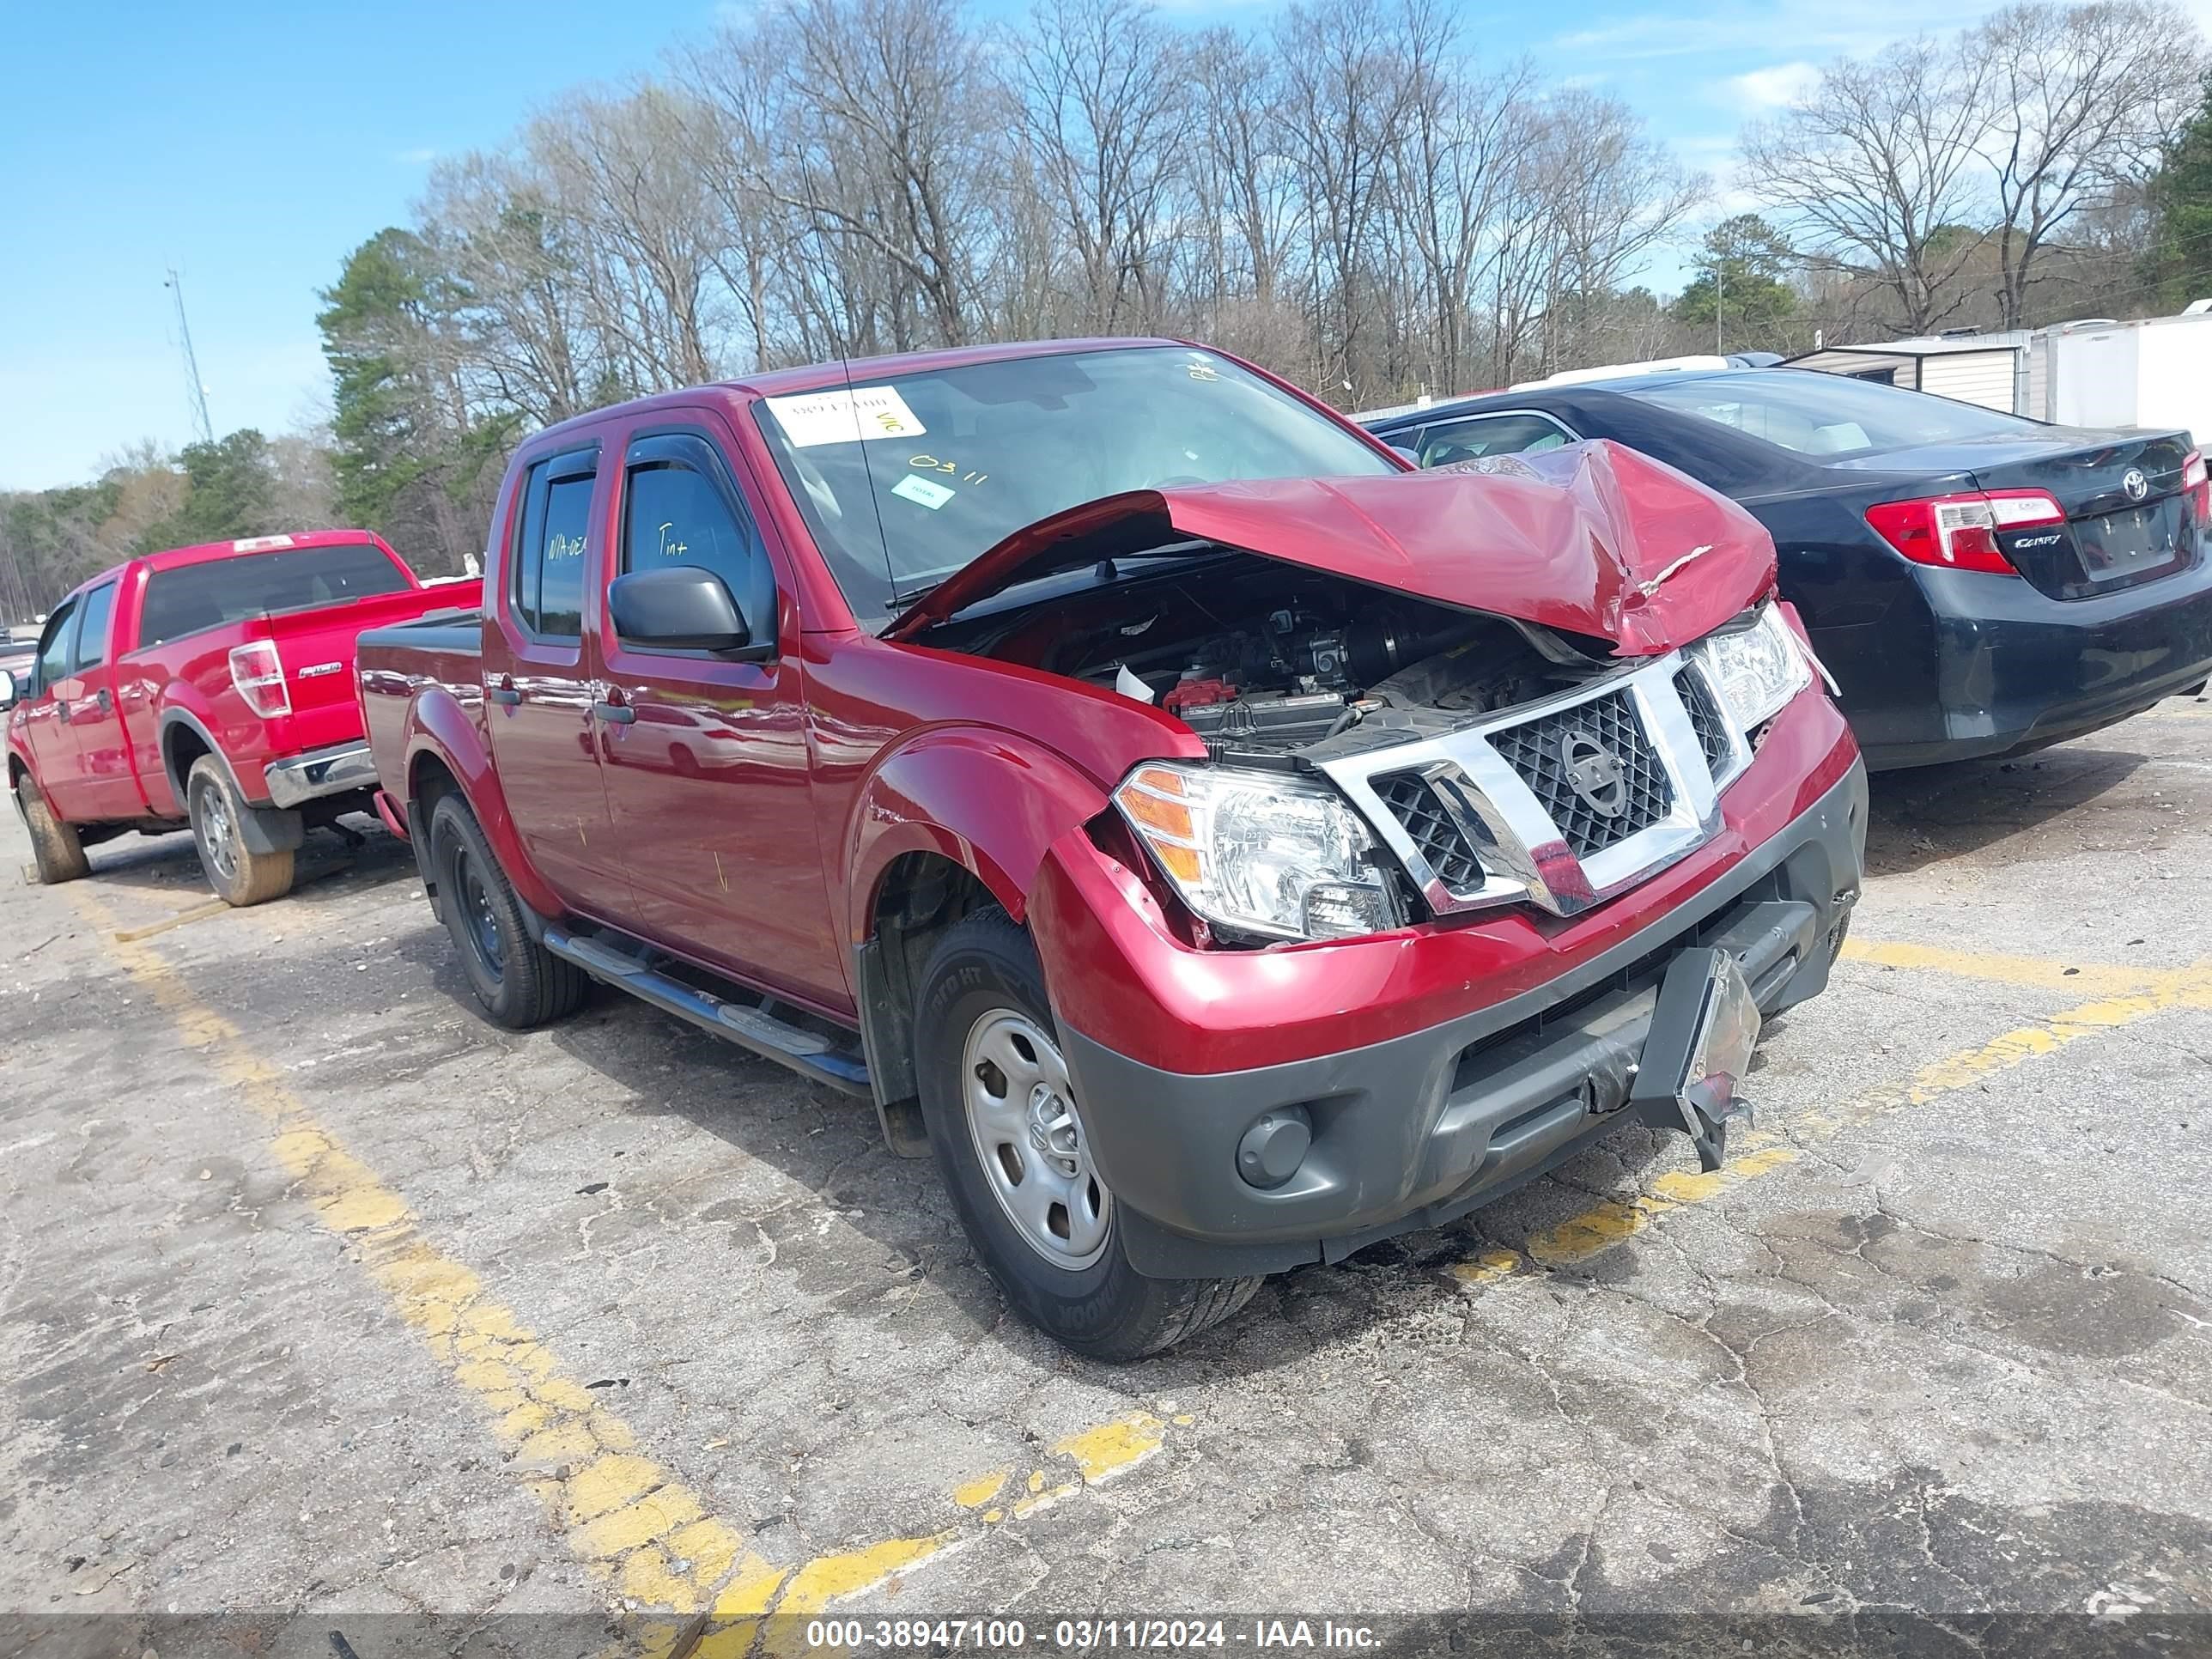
(1090, 592), (1581, 756)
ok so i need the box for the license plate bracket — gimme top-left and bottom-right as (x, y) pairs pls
(1630, 946), (1763, 1172)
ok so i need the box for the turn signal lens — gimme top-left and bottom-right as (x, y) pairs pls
(228, 640), (291, 718)
(2185, 451), (2209, 526)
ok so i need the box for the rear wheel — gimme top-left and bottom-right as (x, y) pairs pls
(915, 908), (1261, 1359)
(15, 775), (89, 885)
(186, 755), (294, 906)
(428, 793), (586, 1029)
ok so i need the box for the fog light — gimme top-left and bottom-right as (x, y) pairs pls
(1237, 1107), (1312, 1190)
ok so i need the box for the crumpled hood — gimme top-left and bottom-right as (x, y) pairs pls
(883, 439), (1778, 654)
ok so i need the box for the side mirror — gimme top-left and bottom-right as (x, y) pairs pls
(0, 668), (16, 708)
(1387, 441), (1422, 465)
(608, 567), (772, 659)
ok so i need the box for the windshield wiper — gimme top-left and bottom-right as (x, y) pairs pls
(887, 580), (942, 609)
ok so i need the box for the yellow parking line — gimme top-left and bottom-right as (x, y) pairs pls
(71, 888), (794, 1632)
(1841, 937), (2212, 999)
(1449, 965), (2212, 1284)
(70, 886), (1193, 1645)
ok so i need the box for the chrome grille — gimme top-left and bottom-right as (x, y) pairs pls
(1322, 650), (1723, 922)
(1485, 690), (1671, 860)
(1374, 772), (1485, 891)
(1675, 667), (1732, 775)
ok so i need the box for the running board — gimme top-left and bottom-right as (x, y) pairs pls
(544, 927), (872, 1097)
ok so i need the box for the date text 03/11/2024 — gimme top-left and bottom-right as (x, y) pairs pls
(801, 1619), (1383, 1650)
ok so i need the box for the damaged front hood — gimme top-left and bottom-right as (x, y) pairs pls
(883, 440), (1778, 654)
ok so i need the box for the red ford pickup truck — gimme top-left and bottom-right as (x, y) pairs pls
(358, 339), (1866, 1357)
(3, 531), (478, 905)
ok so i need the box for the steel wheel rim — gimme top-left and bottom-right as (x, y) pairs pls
(961, 1010), (1111, 1272)
(455, 851), (504, 975)
(197, 784), (238, 882)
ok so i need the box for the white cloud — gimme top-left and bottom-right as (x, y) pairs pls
(1728, 61), (1819, 112)
(393, 146), (439, 166)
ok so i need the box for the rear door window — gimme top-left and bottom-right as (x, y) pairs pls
(510, 452), (599, 639)
(69, 582), (116, 672)
(138, 544), (411, 647)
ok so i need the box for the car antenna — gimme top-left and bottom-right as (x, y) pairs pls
(838, 337), (901, 615)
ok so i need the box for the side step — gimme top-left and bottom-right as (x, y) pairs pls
(544, 927), (872, 1098)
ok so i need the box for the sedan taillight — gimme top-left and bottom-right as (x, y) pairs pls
(2185, 450), (2209, 526)
(228, 640), (291, 718)
(1863, 489), (2064, 575)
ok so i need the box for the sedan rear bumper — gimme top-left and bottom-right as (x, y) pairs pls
(1856, 556), (2212, 769)
(263, 740), (379, 809)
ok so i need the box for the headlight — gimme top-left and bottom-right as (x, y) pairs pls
(1115, 762), (1403, 941)
(1693, 603), (1811, 731)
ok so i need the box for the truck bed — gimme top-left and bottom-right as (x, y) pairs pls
(356, 608), (484, 658)
(356, 610), (486, 812)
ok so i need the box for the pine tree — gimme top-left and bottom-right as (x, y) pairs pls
(2147, 76), (2212, 310)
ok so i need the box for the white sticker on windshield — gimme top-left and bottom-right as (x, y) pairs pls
(892, 473), (955, 510)
(765, 386), (927, 447)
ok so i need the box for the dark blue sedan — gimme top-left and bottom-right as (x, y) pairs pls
(1363, 368), (2212, 769)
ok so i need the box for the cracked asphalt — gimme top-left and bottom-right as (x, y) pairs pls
(4, 699), (2212, 1654)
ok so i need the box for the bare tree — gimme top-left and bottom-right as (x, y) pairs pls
(1977, 0), (2203, 325)
(1189, 29), (1301, 313)
(1273, 0), (1419, 398)
(1740, 39), (1994, 334)
(1012, 0), (1191, 332)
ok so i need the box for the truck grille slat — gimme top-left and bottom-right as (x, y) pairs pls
(1374, 772), (1486, 891)
(1675, 666), (1733, 775)
(1485, 689), (1671, 860)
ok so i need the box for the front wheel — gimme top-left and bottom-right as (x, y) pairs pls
(427, 792), (586, 1030)
(915, 908), (1261, 1359)
(16, 775), (90, 885)
(186, 756), (293, 906)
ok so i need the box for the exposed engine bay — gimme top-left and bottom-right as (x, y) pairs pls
(929, 547), (1620, 762)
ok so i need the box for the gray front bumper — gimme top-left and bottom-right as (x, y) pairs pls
(263, 740), (378, 809)
(1061, 762), (1869, 1280)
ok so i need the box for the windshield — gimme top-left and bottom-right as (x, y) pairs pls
(1617, 369), (2043, 459)
(750, 345), (1399, 629)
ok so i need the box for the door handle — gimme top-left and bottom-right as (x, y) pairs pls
(93, 688), (111, 714)
(592, 701), (636, 726)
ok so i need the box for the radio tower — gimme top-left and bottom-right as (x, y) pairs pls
(164, 267), (215, 445)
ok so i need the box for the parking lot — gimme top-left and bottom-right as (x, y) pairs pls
(6, 702), (2212, 1654)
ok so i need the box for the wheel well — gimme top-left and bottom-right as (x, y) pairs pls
(405, 752), (463, 902)
(6, 751), (26, 791)
(860, 851), (999, 1155)
(409, 750), (460, 817)
(161, 721), (212, 800)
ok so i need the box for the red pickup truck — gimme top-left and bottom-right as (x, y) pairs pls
(3, 531), (477, 905)
(358, 339), (1866, 1357)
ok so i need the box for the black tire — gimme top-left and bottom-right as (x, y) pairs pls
(915, 908), (1261, 1360)
(16, 775), (90, 885)
(185, 755), (293, 906)
(428, 792), (586, 1030)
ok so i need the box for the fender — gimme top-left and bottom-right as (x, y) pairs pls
(154, 703), (239, 811)
(401, 686), (564, 921)
(843, 726), (1114, 945)
(5, 733), (61, 821)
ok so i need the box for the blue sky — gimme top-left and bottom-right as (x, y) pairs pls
(0, 0), (2003, 490)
